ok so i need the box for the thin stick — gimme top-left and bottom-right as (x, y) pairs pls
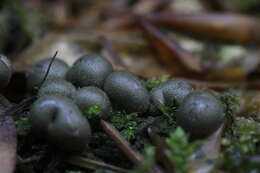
(6, 97), (35, 117)
(100, 120), (164, 173)
(6, 52), (59, 117)
(100, 120), (143, 165)
(67, 156), (130, 173)
(38, 51), (58, 89)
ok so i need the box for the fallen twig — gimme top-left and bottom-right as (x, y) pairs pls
(100, 120), (164, 173)
(67, 155), (130, 173)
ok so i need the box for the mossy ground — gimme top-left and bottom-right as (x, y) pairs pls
(14, 76), (260, 173)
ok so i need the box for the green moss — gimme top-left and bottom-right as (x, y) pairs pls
(109, 111), (138, 140)
(145, 75), (169, 90)
(84, 105), (102, 118)
(159, 104), (177, 117)
(222, 117), (260, 154)
(15, 115), (30, 135)
(134, 127), (197, 173)
(219, 91), (259, 172)
(221, 117), (260, 172)
(166, 127), (198, 173)
(219, 91), (240, 120)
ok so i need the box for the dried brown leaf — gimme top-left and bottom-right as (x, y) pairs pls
(187, 124), (224, 173)
(138, 18), (202, 76)
(148, 12), (260, 44)
(0, 114), (16, 173)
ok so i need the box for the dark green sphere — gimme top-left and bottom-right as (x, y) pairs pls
(176, 91), (225, 138)
(150, 80), (193, 109)
(104, 71), (150, 114)
(0, 55), (12, 89)
(26, 58), (69, 91)
(30, 95), (91, 152)
(66, 54), (113, 88)
(38, 78), (76, 99)
(74, 86), (111, 118)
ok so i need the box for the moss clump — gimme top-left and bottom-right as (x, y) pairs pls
(134, 128), (198, 173)
(84, 105), (102, 118)
(166, 127), (198, 173)
(221, 117), (260, 172)
(219, 91), (240, 120)
(159, 104), (178, 118)
(144, 75), (169, 90)
(15, 115), (30, 135)
(109, 111), (138, 141)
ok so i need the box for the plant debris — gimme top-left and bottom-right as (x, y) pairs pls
(1, 0), (260, 172)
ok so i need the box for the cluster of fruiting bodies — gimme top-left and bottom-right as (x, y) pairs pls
(0, 54), (225, 153)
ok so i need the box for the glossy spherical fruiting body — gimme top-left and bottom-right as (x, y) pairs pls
(150, 80), (193, 110)
(30, 95), (91, 152)
(0, 55), (12, 89)
(176, 91), (225, 138)
(26, 58), (69, 91)
(38, 78), (76, 99)
(74, 86), (111, 119)
(104, 71), (150, 114)
(66, 54), (113, 88)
